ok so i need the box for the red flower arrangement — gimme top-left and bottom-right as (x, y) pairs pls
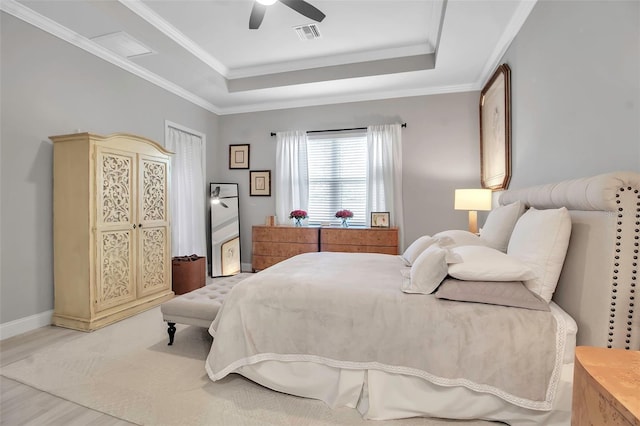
(289, 209), (308, 219)
(335, 209), (353, 219)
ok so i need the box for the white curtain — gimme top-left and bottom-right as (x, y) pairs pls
(366, 124), (405, 249)
(166, 126), (207, 257)
(275, 131), (309, 225)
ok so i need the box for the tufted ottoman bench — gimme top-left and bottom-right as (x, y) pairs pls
(161, 272), (251, 345)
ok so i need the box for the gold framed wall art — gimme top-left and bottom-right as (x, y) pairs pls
(479, 63), (511, 190)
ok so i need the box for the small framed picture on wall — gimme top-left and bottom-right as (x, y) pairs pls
(371, 212), (390, 228)
(250, 170), (271, 196)
(229, 144), (250, 169)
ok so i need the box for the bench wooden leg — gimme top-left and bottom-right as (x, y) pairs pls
(167, 322), (176, 345)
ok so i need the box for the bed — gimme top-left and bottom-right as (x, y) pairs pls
(205, 171), (639, 425)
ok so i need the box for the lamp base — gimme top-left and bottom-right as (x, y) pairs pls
(468, 210), (479, 235)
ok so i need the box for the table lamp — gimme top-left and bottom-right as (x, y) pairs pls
(454, 189), (492, 234)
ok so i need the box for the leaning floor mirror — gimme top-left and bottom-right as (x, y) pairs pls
(210, 183), (241, 277)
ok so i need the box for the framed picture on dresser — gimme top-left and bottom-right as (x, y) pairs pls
(371, 212), (390, 228)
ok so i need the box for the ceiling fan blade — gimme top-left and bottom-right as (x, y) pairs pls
(280, 0), (326, 22)
(249, 2), (267, 29)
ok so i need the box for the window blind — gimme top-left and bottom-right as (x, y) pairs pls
(307, 131), (367, 226)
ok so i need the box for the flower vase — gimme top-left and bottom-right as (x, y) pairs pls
(294, 218), (303, 227)
(341, 217), (349, 228)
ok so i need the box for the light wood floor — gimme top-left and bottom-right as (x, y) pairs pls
(0, 325), (135, 426)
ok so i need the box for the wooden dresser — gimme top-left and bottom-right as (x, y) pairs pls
(252, 225), (399, 271)
(252, 225), (319, 271)
(320, 227), (398, 255)
(572, 346), (640, 425)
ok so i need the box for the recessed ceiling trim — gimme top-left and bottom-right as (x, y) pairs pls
(0, 0), (221, 114)
(227, 43), (432, 79)
(117, 0), (229, 76)
(218, 82), (479, 115)
(227, 54), (435, 92)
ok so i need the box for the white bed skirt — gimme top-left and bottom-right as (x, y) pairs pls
(236, 302), (576, 426)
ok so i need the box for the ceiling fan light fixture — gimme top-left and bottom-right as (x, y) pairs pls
(256, 0), (277, 5)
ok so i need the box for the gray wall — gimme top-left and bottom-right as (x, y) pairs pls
(217, 93), (481, 266)
(0, 13), (220, 324)
(502, 0), (639, 188)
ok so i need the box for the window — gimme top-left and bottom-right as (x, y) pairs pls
(306, 131), (367, 226)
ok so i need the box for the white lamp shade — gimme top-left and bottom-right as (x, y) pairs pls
(454, 189), (492, 211)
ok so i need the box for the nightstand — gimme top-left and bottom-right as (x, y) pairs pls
(572, 346), (640, 425)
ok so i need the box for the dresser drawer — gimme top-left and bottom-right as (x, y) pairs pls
(321, 243), (398, 255)
(320, 228), (398, 254)
(252, 226), (319, 243)
(252, 241), (318, 257)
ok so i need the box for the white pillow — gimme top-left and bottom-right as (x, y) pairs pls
(401, 245), (450, 294)
(401, 235), (439, 266)
(432, 229), (486, 248)
(507, 207), (572, 302)
(479, 201), (526, 252)
(448, 245), (536, 282)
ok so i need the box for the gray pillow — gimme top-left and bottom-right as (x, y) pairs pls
(434, 278), (550, 311)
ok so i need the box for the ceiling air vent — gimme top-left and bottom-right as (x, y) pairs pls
(294, 24), (321, 41)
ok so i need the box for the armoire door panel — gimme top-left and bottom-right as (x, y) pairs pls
(139, 155), (169, 225)
(96, 149), (136, 227)
(96, 229), (136, 312)
(138, 225), (170, 297)
(137, 154), (171, 297)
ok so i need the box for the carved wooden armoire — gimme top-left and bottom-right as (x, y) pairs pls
(51, 132), (173, 331)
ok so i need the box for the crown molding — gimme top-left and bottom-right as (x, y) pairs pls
(476, 0), (537, 86)
(118, 0), (229, 77)
(0, 0), (221, 115)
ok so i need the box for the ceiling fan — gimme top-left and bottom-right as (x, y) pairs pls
(249, 0), (326, 30)
(211, 186), (234, 208)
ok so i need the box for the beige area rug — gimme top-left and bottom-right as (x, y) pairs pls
(1, 275), (493, 426)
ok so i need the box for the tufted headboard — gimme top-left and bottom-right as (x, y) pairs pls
(499, 171), (639, 350)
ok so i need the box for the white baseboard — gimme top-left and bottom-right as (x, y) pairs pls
(0, 310), (53, 341)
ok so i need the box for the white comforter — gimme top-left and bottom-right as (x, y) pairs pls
(206, 252), (566, 410)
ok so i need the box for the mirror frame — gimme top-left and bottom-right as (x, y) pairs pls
(210, 183), (241, 277)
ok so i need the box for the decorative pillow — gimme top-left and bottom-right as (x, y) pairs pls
(479, 201), (526, 252)
(447, 245), (536, 282)
(400, 245), (449, 294)
(432, 229), (486, 248)
(434, 278), (550, 311)
(401, 235), (439, 266)
(507, 207), (572, 303)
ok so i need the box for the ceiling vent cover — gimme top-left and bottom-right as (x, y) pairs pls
(294, 24), (321, 41)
